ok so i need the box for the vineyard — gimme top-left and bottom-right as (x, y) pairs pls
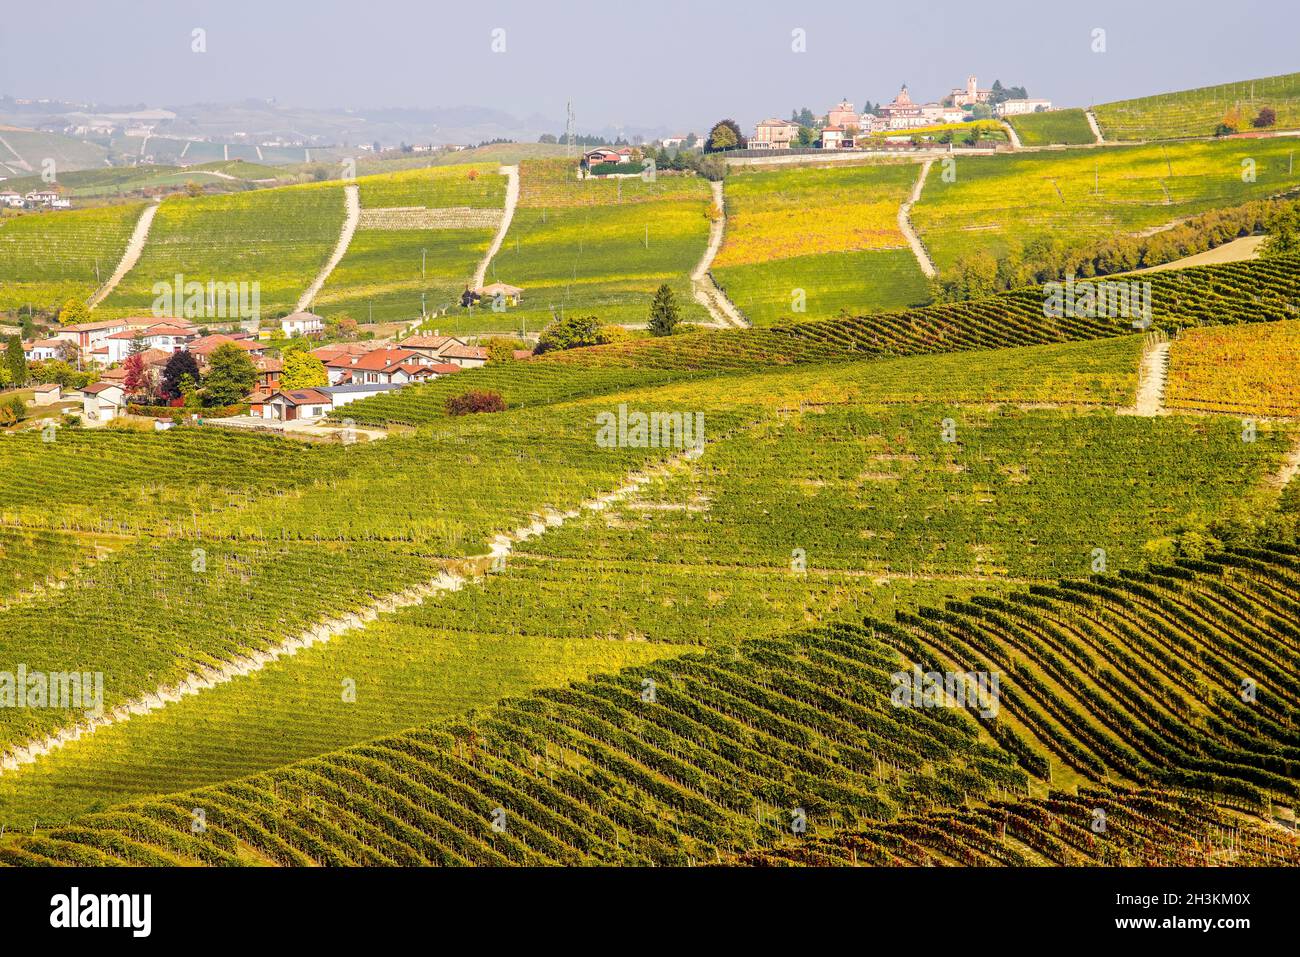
(1166, 317), (1300, 417)
(355, 163), (506, 209)
(1004, 109), (1097, 147)
(7, 535), (1299, 865)
(912, 137), (1300, 271)
(95, 181), (348, 318)
(1093, 71), (1300, 141)
(0, 203), (146, 313)
(337, 254), (1300, 427)
(738, 787), (1300, 865)
(712, 163), (930, 323)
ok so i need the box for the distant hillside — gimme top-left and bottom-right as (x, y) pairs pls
(0, 127), (109, 176)
(1094, 71), (1300, 140)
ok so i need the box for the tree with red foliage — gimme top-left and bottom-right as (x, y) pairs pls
(445, 389), (506, 416)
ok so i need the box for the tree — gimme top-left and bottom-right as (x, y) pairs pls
(203, 343), (258, 406)
(538, 133), (558, 144)
(280, 349), (328, 389)
(483, 336), (528, 363)
(1262, 205), (1300, 258)
(4, 335), (26, 387)
(1253, 107), (1277, 129)
(535, 314), (612, 353)
(122, 352), (147, 395)
(58, 297), (90, 326)
(705, 119), (744, 153)
(647, 284), (681, 337)
(160, 350), (201, 401)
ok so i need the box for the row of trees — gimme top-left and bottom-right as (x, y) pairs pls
(932, 195), (1300, 302)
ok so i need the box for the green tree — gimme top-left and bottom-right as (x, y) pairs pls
(203, 343), (258, 406)
(280, 349), (329, 389)
(5, 335), (26, 387)
(58, 297), (90, 326)
(647, 284), (681, 337)
(535, 315), (611, 354)
(705, 119), (743, 153)
(1262, 205), (1300, 257)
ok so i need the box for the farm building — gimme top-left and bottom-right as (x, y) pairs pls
(79, 382), (127, 425)
(31, 383), (62, 405)
(474, 282), (524, 307)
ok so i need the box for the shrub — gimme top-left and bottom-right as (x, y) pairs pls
(445, 389), (506, 416)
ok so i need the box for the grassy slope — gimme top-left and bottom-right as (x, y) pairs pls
(713, 162), (929, 324)
(912, 138), (1300, 271)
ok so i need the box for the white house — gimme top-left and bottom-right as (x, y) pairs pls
(820, 126), (852, 149)
(79, 382), (127, 425)
(101, 322), (200, 363)
(998, 98), (1053, 117)
(0, 191), (23, 208)
(263, 388), (333, 422)
(280, 312), (325, 337)
(51, 319), (128, 365)
(23, 338), (67, 362)
(25, 187), (62, 206)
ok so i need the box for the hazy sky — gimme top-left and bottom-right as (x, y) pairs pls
(2, 0), (1297, 132)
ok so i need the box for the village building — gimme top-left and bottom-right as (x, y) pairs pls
(396, 334), (467, 361)
(101, 322), (200, 364)
(31, 383), (62, 405)
(751, 118), (802, 149)
(262, 388), (333, 422)
(79, 382), (127, 425)
(827, 99), (859, 129)
(24, 185), (63, 207)
(997, 98), (1053, 116)
(472, 282), (524, 307)
(439, 344), (489, 369)
(949, 75), (993, 107)
(318, 382), (406, 410)
(23, 338), (68, 362)
(0, 190), (23, 208)
(50, 319), (127, 365)
(583, 147), (635, 167)
(280, 312), (324, 337)
(820, 126), (853, 149)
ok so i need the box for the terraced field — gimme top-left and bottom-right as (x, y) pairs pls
(912, 138), (1300, 271)
(0, 202), (146, 313)
(96, 181), (347, 319)
(1094, 71), (1300, 141)
(482, 159), (713, 329)
(713, 163), (930, 323)
(1005, 109), (1097, 147)
(1166, 318), (1300, 417)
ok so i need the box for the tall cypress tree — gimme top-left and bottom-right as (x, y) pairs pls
(5, 335), (26, 387)
(647, 284), (681, 337)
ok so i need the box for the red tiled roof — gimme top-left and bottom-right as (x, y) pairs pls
(270, 389), (332, 406)
(82, 382), (123, 395)
(428, 363), (461, 374)
(441, 344), (488, 360)
(350, 348), (421, 372)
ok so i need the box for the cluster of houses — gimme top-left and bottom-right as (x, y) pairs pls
(752, 76), (1053, 150)
(0, 184), (71, 209)
(20, 311), (491, 427)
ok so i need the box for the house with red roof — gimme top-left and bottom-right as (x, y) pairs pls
(79, 382), (127, 425)
(263, 388), (333, 422)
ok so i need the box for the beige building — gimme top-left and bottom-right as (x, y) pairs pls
(751, 118), (801, 149)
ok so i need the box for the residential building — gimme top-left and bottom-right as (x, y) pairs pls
(51, 319), (128, 364)
(998, 98), (1053, 117)
(318, 383), (405, 409)
(583, 147), (634, 166)
(0, 191), (23, 208)
(100, 322), (200, 364)
(439, 344), (489, 369)
(751, 118), (801, 149)
(396, 335), (467, 361)
(79, 382), (127, 424)
(820, 126), (853, 149)
(23, 338), (67, 362)
(473, 282), (524, 306)
(280, 312), (324, 337)
(263, 388), (333, 422)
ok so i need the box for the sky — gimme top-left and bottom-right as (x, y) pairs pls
(1, 0), (1297, 133)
